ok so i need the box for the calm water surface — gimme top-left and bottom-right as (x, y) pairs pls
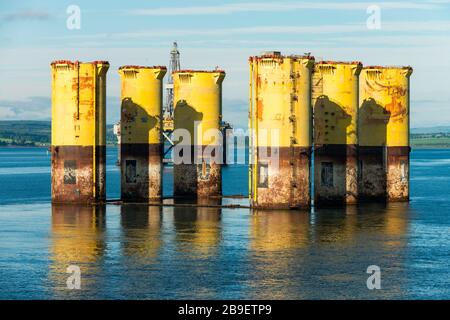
(0, 147), (449, 299)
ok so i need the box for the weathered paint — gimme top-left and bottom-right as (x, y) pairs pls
(359, 66), (412, 202)
(358, 146), (386, 200)
(173, 70), (225, 198)
(51, 60), (109, 204)
(386, 146), (410, 201)
(313, 145), (358, 206)
(173, 146), (222, 197)
(312, 61), (362, 206)
(118, 66), (166, 202)
(249, 53), (314, 209)
(120, 144), (163, 202)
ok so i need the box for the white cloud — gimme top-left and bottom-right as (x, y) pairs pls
(0, 97), (51, 120)
(128, 1), (438, 16)
(43, 21), (450, 44)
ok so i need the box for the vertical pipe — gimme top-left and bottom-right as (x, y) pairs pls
(51, 60), (109, 204)
(96, 62), (108, 200)
(118, 66), (167, 202)
(248, 57), (255, 203)
(173, 70), (226, 198)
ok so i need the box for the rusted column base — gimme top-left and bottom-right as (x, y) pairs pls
(358, 146), (387, 202)
(174, 145), (222, 198)
(121, 143), (162, 202)
(251, 146), (311, 209)
(387, 146), (410, 202)
(51, 145), (106, 204)
(314, 144), (358, 207)
(174, 163), (222, 198)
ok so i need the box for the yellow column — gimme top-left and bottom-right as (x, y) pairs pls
(359, 66), (412, 201)
(173, 70), (225, 198)
(313, 61), (362, 206)
(118, 66), (166, 202)
(51, 60), (109, 203)
(249, 52), (314, 209)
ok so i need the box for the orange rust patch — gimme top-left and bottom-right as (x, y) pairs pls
(256, 99), (264, 121)
(51, 60), (79, 67)
(119, 65), (166, 70)
(385, 87), (407, 120)
(79, 76), (93, 90)
(173, 69), (225, 74)
(85, 106), (94, 120)
(316, 60), (362, 66)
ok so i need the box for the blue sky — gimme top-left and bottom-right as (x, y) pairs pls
(0, 0), (450, 128)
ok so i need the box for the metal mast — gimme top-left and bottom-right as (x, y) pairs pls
(164, 42), (180, 118)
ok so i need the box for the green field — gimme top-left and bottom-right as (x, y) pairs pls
(410, 136), (450, 148)
(0, 121), (117, 147)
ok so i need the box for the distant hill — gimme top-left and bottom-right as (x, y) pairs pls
(0, 121), (117, 146)
(411, 126), (450, 134)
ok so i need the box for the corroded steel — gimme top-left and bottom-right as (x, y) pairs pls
(249, 53), (315, 209)
(312, 61), (362, 206)
(359, 66), (412, 202)
(51, 60), (109, 204)
(118, 66), (166, 202)
(173, 70), (225, 198)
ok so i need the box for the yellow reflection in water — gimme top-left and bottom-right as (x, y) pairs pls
(248, 204), (411, 299)
(380, 202), (410, 248)
(250, 210), (310, 251)
(172, 199), (221, 256)
(50, 204), (105, 295)
(120, 204), (162, 259)
(248, 209), (309, 299)
(313, 203), (410, 246)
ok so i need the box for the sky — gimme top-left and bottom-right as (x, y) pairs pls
(0, 0), (450, 128)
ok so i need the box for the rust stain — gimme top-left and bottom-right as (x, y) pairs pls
(385, 87), (407, 120)
(78, 76), (93, 90)
(52, 145), (106, 204)
(121, 143), (162, 202)
(174, 146), (222, 198)
(256, 98), (264, 121)
(387, 147), (409, 201)
(252, 147), (311, 209)
(314, 145), (358, 207)
(85, 105), (94, 120)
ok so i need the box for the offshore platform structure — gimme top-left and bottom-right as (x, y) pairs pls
(114, 42), (180, 164)
(161, 42), (181, 162)
(164, 42), (181, 129)
(163, 42), (232, 165)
